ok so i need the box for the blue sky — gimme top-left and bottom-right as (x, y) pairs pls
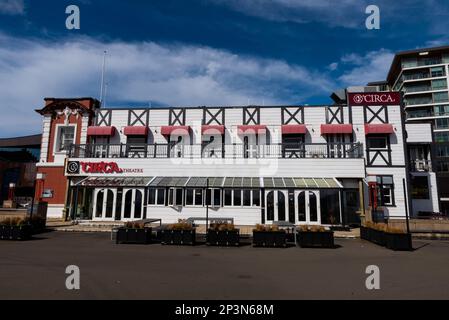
(0, 0), (448, 137)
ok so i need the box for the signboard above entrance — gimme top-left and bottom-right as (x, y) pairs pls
(348, 92), (401, 106)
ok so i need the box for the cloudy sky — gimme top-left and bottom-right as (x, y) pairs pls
(0, 0), (448, 137)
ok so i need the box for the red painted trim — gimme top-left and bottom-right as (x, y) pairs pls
(123, 126), (148, 136)
(160, 126), (191, 136)
(237, 125), (267, 134)
(87, 126), (116, 136)
(320, 124), (353, 135)
(201, 125), (225, 135)
(281, 124), (307, 135)
(364, 124), (394, 135)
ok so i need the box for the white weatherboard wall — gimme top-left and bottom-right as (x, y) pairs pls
(145, 206), (260, 225)
(406, 123), (433, 143)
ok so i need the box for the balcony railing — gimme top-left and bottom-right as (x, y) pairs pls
(68, 143), (364, 159)
(409, 159), (432, 172)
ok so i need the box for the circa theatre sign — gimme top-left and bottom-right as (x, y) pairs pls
(348, 92), (401, 106)
(66, 160), (144, 175)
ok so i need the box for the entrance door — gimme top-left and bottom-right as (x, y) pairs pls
(295, 190), (321, 225)
(92, 188), (116, 221)
(121, 188), (144, 221)
(265, 190), (288, 223)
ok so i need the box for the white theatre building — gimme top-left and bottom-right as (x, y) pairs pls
(34, 90), (439, 226)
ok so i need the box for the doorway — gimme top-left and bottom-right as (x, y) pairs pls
(295, 190), (321, 225)
(121, 188), (144, 221)
(265, 190), (288, 223)
(92, 188), (116, 221)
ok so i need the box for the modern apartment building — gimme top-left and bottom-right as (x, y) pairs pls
(33, 93), (432, 226)
(368, 46), (449, 214)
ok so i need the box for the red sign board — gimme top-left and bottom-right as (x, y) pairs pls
(348, 92), (401, 106)
(81, 161), (123, 174)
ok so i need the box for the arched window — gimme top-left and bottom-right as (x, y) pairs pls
(105, 189), (114, 218)
(266, 191), (274, 221)
(297, 192), (306, 222)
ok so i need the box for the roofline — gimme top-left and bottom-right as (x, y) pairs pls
(386, 45), (449, 84)
(98, 104), (347, 111)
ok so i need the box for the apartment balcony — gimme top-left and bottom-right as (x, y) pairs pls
(409, 159), (433, 172)
(68, 143), (364, 159)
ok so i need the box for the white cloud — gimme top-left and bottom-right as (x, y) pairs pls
(338, 49), (394, 86)
(0, 0), (24, 15)
(327, 62), (338, 71)
(0, 34), (335, 137)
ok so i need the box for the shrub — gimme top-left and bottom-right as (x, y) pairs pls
(210, 223), (235, 231)
(253, 224), (284, 232)
(386, 226), (406, 234)
(124, 221), (145, 229)
(298, 225), (327, 232)
(167, 220), (194, 231)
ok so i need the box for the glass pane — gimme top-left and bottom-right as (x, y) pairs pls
(243, 189), (251, 206)
(297, 192), (306, 222)
(186, 189), (194, 205)
(224, 189), (232, 206)
(124, 190), (132, 218)
(175, 188), (183, 206)
(309, 192), (318, 222)
(105, 190), (114, 218)
(96, 190), (104, 218)
(382, 176), (393, 184)
(168, 189), (174, 205)
(148, 188), (156, 205)
(206, 189), (211, 206)
(157, 189), (165, 205)
(233, 189), (242, 206)
(288, 192), (295, 223)
(134, 190), (142, 219)
(277, 191), (285, 221)
(267, 191), (274, 221)
(195, 189), (203, 206)
(213, 189), (221, 206)
(252, 190), (260, 206)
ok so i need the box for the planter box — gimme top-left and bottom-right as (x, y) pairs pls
(116, 227), (152, 244)
(207, 229), (240, 246)
(370, 229), (386, 246)
(360, 226), (371, 241)
(0, 225), (32, 241)
(253, 231), (287, 248)
(385, 233), (412, 251)
(161, 229), (196, 245)
(297, 231), (335, 248)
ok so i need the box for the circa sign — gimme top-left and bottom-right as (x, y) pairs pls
(66, 160), (143, 175)
(348, 92), (401, 106)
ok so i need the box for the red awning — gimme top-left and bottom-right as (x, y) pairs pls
(202, 125), (225, 135)
(123, 126), (149, 136)
(365, 124), (394, 135)
(281, 124), (307, 135)
(161, 126), (191, 136)
(87, 126), (115, 136)
(237, 125), (267, 135)
(320, 124), (353, 135)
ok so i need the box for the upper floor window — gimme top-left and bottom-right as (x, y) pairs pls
(56, 126), (75, 152)
(431, 66), (445, 77)
(376, 176), (394, 206)
(436, 132), (449, 142)
(367, 136), (388, 150)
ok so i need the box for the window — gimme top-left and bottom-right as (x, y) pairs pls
(432, 79), (447, 90)
(168, 188), (183, 206)
(224, 189), (232, 206)
(252, 190), (260, 206)
(205, 189), (221, 207)
(436, 118), (449, 129)
(56, 126), (75, 152)
(437, 161), (449, 172)
(367, 136), (388, 150)
(411, 176), (430, 199)
(185, 188), (203, 206)
(434, 105), (449, 116)
(243, 189), (251, 206)
(436, 132), (449, 142)
(148, 188), (166, 206)
(431, 66), (445, 77)
(376, 176), (394, 206)
(223, 189), (260, 207)
(437, 145), (449, 157)
(434, 92), (448, 103)
(233, 189), (242, 206)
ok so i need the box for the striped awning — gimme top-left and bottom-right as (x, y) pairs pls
(145, 177), (341, 188)
(75, 177), (153, 187)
